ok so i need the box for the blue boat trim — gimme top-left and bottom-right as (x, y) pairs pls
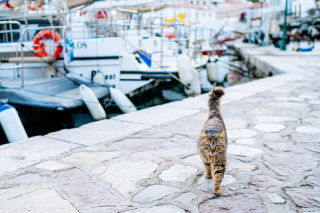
(0, 103), (13, 112)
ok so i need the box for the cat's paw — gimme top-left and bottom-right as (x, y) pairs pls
(205, 173), (212, 179)
(213, 188), (221, 196)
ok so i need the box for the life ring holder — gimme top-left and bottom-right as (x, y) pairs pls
(33, 30), (63, 60)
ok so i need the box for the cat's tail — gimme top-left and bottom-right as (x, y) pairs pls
(208, 87), (225, 110)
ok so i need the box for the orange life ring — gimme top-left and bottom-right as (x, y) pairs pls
(33, 30), (63, 60)
(165, 33), (175, 39)
(28, 0), (43, 11)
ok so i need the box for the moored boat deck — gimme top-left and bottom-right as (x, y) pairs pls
(0, 78), (109, 109)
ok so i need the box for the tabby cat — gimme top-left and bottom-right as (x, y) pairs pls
(198, 87), (227, 196)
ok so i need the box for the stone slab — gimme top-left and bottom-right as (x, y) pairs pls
(99, 160), (158, 197)
(91, 166), (108, 176)
(199, 193), (267, 213)
(159, 112), (207, 137)
(250, 108), (275, 115)
(284, 187), (320, 208)
(228, 129), (257, 139)
(226, 80), (284, 94)
(34, 160), (68, 171)
(299, 94), (318, 100)
(252, 115), (298, 123)
(158, 164), (197, 183)
(291, 133), (320, 142)
(180, 155), (203, 169)
(113, 106), (199, 126)
(122, 205), (185, 213)
(265, 193), (286, 204)
(0, 136), (79, 176)
(306, 176), (320, 187)
(306, 145), (320, 154)
(0, 188), (77, 213)
(51, 168), (91, 185)
(264, 142), (293, 152)
(249, 175), (283, 191)
(131, 146), (196, 161)
(227, 162), (257, 172)
(309, 100), (320, 105)
(267, 102), (307, 108)
(274, 97), (304, 102)
(173, 192), (197, 203)
(224, 119), (247, 130)
(107, 138), (165, 150)
(47, 120), (151, 146)
(132, 185), (179, 204)
(296, 126), (320, 134)
(254, 124), (286, 133)
(235, 138), (256, 145)
(0, 186), (37, 201)
(198, 174), (236, 192)
(0, 173), (43, 189)
(309, 111), (320, 117)
(220, 90), (256, 102)
(61, 152), (120, 167)
(60, 182), (121, 207)
(263, 133), (282, 141)
(263, 153), (319, 176)
(227, 144), (263, 157)
(165, 96), (209, 110)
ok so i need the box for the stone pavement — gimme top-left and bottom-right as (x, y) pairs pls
(0, 47), (320, 213)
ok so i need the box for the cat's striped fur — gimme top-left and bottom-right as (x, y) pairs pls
(198, 87), (227, 196)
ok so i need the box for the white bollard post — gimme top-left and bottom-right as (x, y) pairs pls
(0, 104), (28, 143)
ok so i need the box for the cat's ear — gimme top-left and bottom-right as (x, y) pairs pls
(201, 131), (211, 140)
(214, 132), (224, 140)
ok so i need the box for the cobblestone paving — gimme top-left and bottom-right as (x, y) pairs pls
(0, 55), (320, 213)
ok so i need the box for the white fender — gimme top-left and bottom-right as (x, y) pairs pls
(215, 56), (230, 83)
(0, 104), (28, 143)
(79, 84), (106, 120)
(184, 68), (201, 96)
(206, 61), (217, 82)
(8, 0), (23, 7)
(177, 54), (193, 84)
(109, 87), (137, 113)
(93, 71), (106, 85)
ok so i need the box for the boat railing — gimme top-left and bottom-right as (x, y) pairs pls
(0, 21), (22, 54)
(0, 23), (66, 88)
(18, 25), (66, 88)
